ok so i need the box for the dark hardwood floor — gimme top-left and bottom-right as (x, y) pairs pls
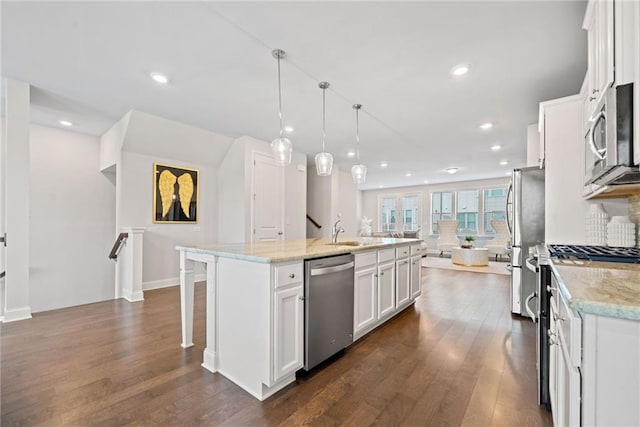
(1, 267), (552, 426)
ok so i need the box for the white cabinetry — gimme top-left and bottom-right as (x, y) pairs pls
(353, 251), (378, 338)
(272, 262), (304, 383)
(395, 251), (410, 309)
(377, 260), (396, 320)
(354, 244), (421, 341)
(583, 0), (614, 118)
(549, 274), (581, 427)
(410, 255), (422, 299)
(273, 283), (304, 382)
(540, 96), (590, 244)
(549, 269), (640, 426)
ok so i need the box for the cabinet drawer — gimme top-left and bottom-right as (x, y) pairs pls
(410, 244), (422, 256)
(355, 251), (377, 270)
(378, 248), (395, 263)
(395, 246), (410, 259)
(274, 262), (303, 289)
(558, 292), (582, 368)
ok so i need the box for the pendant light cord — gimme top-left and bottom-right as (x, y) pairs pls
(321, 87), (326, 152)
(277, 55), (284, 138)
(355, 107), (360, 161)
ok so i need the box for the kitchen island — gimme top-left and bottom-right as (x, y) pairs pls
(176, 237), (423, 400)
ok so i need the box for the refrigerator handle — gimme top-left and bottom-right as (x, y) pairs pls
(505, 181), (513, 236)
(524, 291), (538, 323)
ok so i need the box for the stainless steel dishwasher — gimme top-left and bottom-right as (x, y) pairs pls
(304, 253), (355, 370)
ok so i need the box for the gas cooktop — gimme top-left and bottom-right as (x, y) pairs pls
(547, 244), (640, 264)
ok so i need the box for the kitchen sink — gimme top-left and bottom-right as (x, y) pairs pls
(327, 240), (372, 247)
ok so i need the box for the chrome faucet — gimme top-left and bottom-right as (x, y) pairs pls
(332, 219), (345, 244)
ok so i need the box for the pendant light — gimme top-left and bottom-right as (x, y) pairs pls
(315, 81), (334, 176)
(270, 49), (292, 166)
(351, 104), (367, 184)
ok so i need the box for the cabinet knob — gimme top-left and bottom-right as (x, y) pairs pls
(589, 96), (597, 101)
(298, 296), (305, 301)
(289, 273), (295, 279)
(277, 231), (283, 235)
(592, 88), (599, 94)
(380, 272), (384, 276)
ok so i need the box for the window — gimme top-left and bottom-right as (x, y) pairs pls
(378, 193), (422, 232)
(483, 188), (507, 233)
(401, 195), (420, 231)
(456, 190), (479, 234)
(380, 197), (397, 231)
(431, 192), (453, 233)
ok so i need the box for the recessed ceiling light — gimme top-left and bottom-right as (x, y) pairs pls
(446, 167), (458, 174)
(150, 72), (169, 84)
(379, 185), (384, 188)
(380, 162), (388, 168)
(499, 160), (508, 166)
(284, 126), (294, 133)
(423, 180), (429, 184)
(505, 171), (512, 176)
(59, 120), (72, 127)
(491, 145), (501, 151)
(347, 150), (356, 158)
(405, 172), (412, 177)
(451, 64), (469, 76)
(480, 122), (493, 130)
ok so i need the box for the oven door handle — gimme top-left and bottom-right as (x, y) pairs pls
(588, 111), (606, 161)
(524, 291), (537, 324)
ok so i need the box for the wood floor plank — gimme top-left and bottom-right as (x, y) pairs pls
(2, 268), (552, 426)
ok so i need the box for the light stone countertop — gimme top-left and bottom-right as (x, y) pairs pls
(176, 237), (421, 263)
(551, 259), (640, 321)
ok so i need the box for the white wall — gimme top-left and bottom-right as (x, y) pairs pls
(307, 170), (332, 239)
(218, 135), (307, 243)
(337, 170), (360, 238)
(217, 139), (247, 243)
(99, 111), (130, 171)
(284, 154), (308, 240)
(306, 168), (361, 239)
(3, 79), (32, 321)
(29, 124), (116, 312)
(119, 151), (215, 288)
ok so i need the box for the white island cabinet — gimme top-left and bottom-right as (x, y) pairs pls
(177, 237), (421, 401)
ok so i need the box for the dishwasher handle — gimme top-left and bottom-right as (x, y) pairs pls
(310, 261), (355, 276)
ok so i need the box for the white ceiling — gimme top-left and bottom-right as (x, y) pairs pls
(1, 1), (587, 189)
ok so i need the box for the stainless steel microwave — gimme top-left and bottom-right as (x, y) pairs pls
(584, 83), (638, 186)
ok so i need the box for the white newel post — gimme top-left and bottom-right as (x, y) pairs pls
(116, 227), (145, 302)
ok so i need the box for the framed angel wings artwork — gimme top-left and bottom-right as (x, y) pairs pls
(153, 163), (199, 223)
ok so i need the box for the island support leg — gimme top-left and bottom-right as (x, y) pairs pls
(179, 251), (195, 348)
(202, 258), (218, 373)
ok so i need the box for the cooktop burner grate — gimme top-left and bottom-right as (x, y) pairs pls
(548, 244), (640, 263)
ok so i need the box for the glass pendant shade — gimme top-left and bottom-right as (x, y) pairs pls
(271, 137), (292, 166)
(351, 163), (367, 184)
(315, 152), (334, 176)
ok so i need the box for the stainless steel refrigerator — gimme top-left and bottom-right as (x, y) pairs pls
(506, 166), (545, 316)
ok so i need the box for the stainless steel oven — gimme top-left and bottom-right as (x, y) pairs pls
(584, 83), (637, 186)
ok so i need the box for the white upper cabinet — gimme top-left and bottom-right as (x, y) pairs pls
(582, 0), (614, 120)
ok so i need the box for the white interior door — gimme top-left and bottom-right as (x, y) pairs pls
(252, 152), (284, 242)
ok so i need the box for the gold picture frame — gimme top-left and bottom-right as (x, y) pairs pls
(153, 162), (199, 223)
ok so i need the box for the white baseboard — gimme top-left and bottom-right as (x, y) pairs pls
(3, 306), (32, 322)
(143, 274), (206, 291)
(122, 289), (144, 302)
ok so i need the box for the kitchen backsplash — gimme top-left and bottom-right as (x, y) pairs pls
(629, 195), (640, 248)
